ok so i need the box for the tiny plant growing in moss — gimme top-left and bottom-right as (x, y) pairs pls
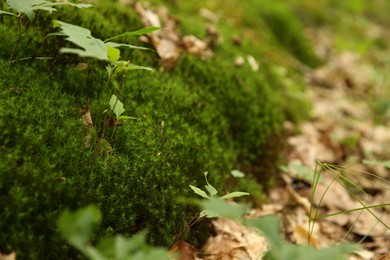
(49, 20), (159, 144)
(189, 171), (250, 219)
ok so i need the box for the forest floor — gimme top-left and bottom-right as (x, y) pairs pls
(196, 15), (390, 260)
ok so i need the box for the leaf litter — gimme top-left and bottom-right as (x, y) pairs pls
(134, 3), (214, 70)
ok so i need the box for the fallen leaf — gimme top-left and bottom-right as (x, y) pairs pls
(134, 3), (181, 69)
(182, 35), (213, 58)
(169, 240), (198, 260)
(203, 218), (268, 260)
(0, 252), (16, 260)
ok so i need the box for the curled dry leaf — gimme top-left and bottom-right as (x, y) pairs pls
(182, 35), (213, 58)
(81, 105), (93, 148)
(134, 3), (214, 69)
(169, 240), (198, 260)
(203, 218), (268, 260)
(135, 3), (182, 69)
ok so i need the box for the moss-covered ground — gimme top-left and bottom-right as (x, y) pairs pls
(1, 0), (389, 258)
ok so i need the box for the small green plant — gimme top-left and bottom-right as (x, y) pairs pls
(50, 20), (158, 72)
(50, 20), (158, 147)
(189, 171), (250, 219)
(58, 206), (170, 260)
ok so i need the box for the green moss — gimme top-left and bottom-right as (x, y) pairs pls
(0, 1), (286, 258)
(256, 0), (322, 68)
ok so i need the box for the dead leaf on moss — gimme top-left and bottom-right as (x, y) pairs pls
(134, 3), (215, 69)
(134, 3), (181, 69)
(82, 105), (93, 127)
(182, 35), (213, 58)
(81, 105), (93, 148)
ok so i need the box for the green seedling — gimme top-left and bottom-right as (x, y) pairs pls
(50, 20), (158, 74)
(189, 171), (249, 219)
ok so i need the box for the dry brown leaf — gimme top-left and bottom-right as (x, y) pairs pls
(134, 3), (182, 69)
(203, 218), (268, 260)
(81, 105), (93, 148)
(169, 240), (198, 260)
(0, 252), (16, 260)
(135, 3), (216, 69)
(82, 105), (93, 127)
(182, 35), (213, 58)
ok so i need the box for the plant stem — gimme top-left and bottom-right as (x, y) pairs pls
(10, 14), (22, 61)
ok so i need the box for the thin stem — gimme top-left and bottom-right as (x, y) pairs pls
(10, 14), (22, 61)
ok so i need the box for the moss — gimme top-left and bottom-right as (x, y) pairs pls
(255, 0), (322, 68)
(0, 1), (286, 258)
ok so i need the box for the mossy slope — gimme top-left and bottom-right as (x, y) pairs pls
(0, 1), (292, 258)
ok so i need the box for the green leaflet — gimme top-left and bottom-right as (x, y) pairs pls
(51, 20), (109, 61)
(104, 26), (160, 42)
(109, 94), (125, 119)
(50, 21), (158, 67)
(5, 0), (92, 20)
(0, 10), (15, 16)
(107, 45), (120, 62)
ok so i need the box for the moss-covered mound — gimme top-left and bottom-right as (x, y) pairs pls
(0, 0), (314, 258)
